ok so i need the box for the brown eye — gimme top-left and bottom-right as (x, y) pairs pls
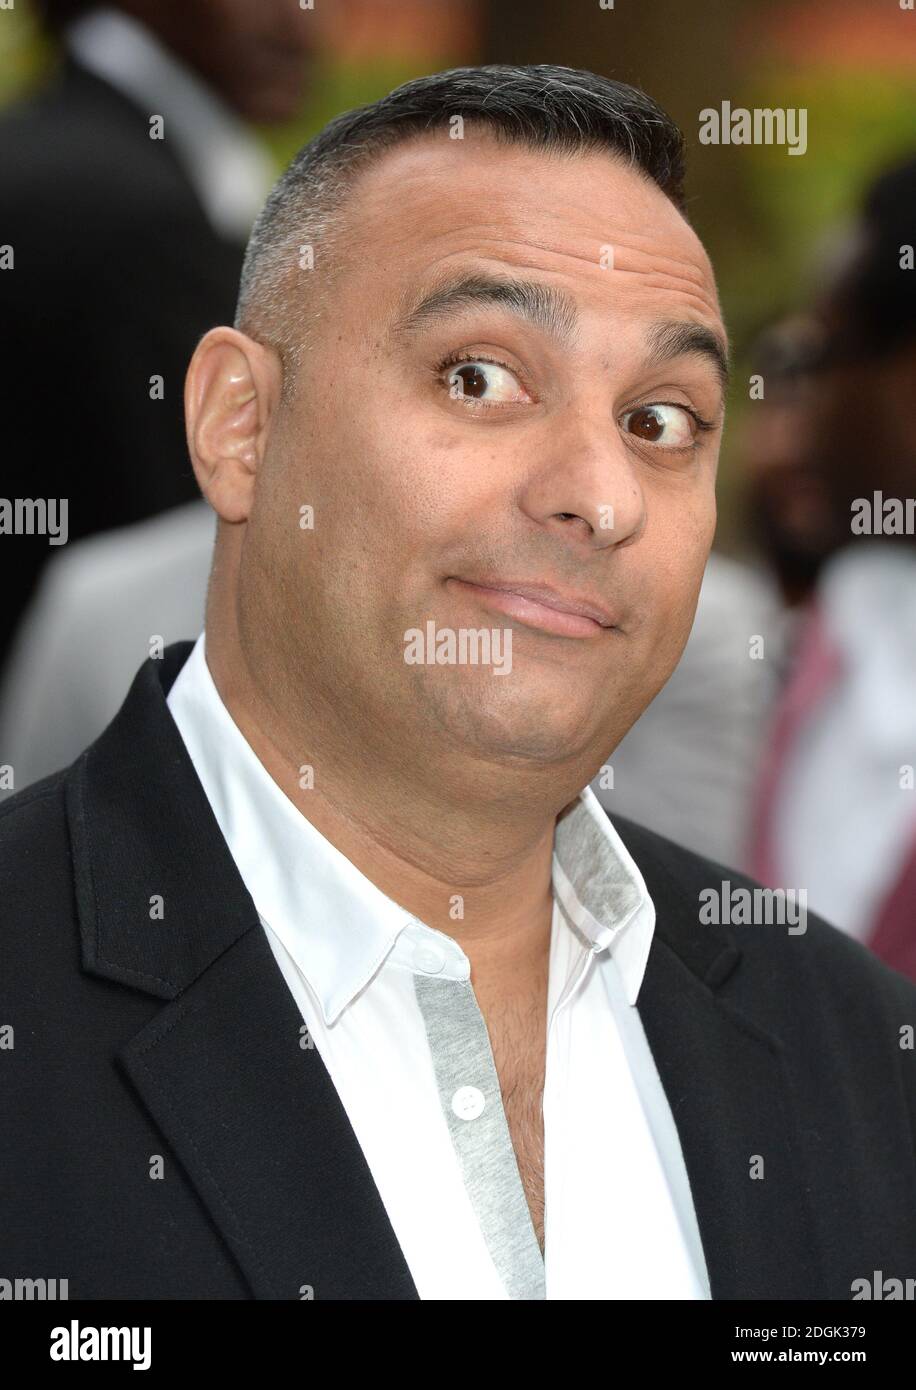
(441, 356), (530, 406)
(450, 364), (488, 399)
(621, 403), (697, 449)
(628, 407), (666, 441)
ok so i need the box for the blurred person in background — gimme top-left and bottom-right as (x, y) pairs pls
(747, 152), (916, 980)
(590, 548), (782, 867)
(0, 0), (316, 678)
(0, 499), (213, 798)
(742, 312), (839, 614)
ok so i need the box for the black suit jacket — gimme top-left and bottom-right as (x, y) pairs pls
(2, 641), (916, 1299)
(0, 56), (245, 671)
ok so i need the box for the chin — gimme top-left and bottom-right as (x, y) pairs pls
(440, 693), (598, 768)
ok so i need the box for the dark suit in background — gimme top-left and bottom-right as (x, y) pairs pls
(0, 53), (245, 671)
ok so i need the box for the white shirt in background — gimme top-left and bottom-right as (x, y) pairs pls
(65, 6), (276, 241)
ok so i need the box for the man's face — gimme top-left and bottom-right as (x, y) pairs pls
(797, 297), (916, 552)
(741, 368), (837, 601)
(170, 0), (316, 124)
(240, 133), (726, 784)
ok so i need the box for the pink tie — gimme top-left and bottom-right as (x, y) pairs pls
(869, 833), (916, 983)
(747, 597), (916, 983)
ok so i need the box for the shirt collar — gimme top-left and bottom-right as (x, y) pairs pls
(166, 632), (656, 1022)
(64, 7), (275, 241)
(553, 786), (656, 1002)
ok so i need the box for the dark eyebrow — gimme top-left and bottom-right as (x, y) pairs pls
(391, 271), (729, 395)
(646, 318), (730, 396)
(390, 272), (580, 347)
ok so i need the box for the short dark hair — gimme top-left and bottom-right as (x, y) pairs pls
(826, 152), (916, 362)
(33, 0), (99, 34)
(234, 64), (688, 394)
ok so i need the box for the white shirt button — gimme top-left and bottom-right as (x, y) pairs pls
(451, 1085), (486, 1121)
(413, 944), (446, 974)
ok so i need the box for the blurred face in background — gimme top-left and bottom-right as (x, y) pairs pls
(799, 294), (916, 554)
(123, 0), (318, 123)
(741, 318), (840, 605)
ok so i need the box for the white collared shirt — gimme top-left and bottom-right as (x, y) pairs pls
(65, 7), (276, 241)
(167, 632), (710, 1299)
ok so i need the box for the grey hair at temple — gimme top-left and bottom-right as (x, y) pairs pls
(233, 63), (689, 401)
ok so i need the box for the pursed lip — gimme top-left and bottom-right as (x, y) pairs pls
(448, 577), (618, 629)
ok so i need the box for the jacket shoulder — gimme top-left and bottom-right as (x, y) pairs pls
(609, 810), (916, 1010)
(0, 766), (76, 899)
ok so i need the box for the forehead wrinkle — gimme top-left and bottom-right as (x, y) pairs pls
(621, 272), (725, 340)
(599, 241), (721, 320)
(389, 271), (580, 348)
(378, 234), (722, 345)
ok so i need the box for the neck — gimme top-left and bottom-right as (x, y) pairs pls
(205, 622), (568, 979)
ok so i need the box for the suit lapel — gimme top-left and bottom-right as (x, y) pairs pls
(624, 825), (828, 1299)
(118, 925), (419, 1300)
(67, 644), (419, 1300)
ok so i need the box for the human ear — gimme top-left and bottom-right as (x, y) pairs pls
(184, 326), (282, 523)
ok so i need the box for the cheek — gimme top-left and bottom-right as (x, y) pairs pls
(363, 416), (482, 543)
(639, 498), (714, 640)
(654, 472), (715, 552)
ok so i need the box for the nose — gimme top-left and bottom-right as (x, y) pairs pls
(516, 412), (647, 553)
